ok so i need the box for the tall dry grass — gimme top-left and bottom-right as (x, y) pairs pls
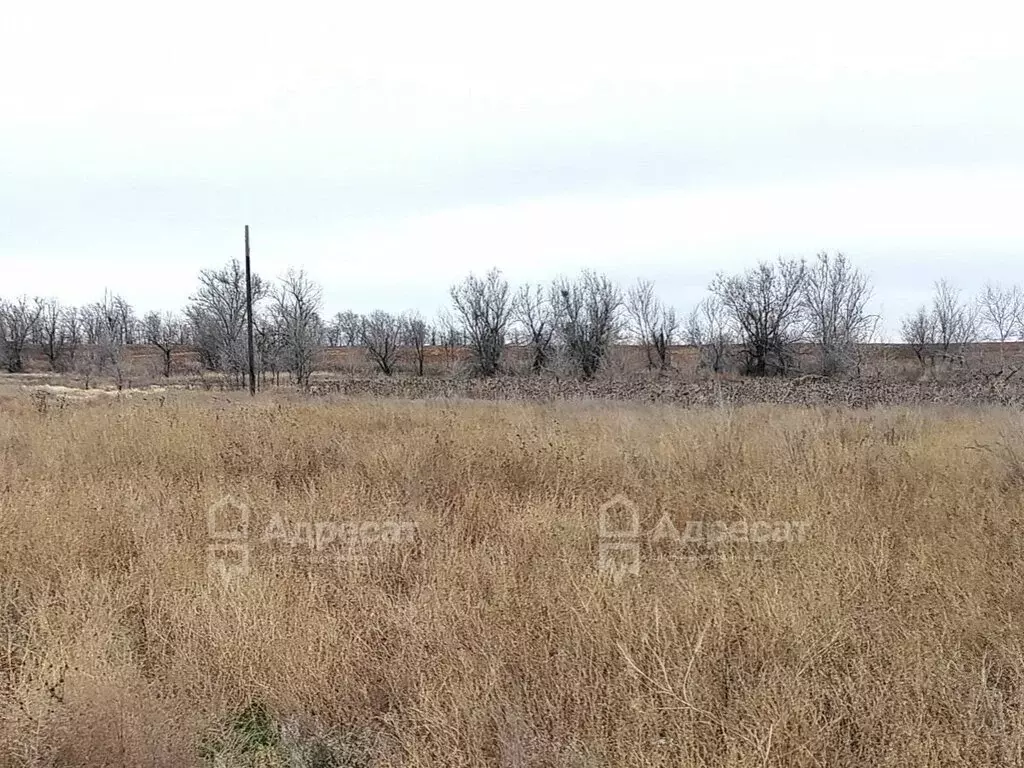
(1, 389), (1023, 766)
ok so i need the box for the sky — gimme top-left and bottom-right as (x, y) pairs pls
(1, 0), (1022, 339)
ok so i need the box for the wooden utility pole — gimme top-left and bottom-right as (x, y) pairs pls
(244, 225), (256, 396)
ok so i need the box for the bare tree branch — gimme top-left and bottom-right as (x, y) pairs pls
(710, 258), (807, 376)
(143, 311), (182, 377)
(626, 279), (678, 371)
(272, 269), (324, 388)
(450, 269), (513, 377)
(800, 252), (877, 377)
(403, 311), (428, 377)
(514, 283), (555, 374)
(0, 296), (42, 373)
(361, 311), (402, 376)
(686, 297), (734, 374)
(551, 271), (624, 380)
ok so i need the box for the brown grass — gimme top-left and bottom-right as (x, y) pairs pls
(1, 389), (1023, 766)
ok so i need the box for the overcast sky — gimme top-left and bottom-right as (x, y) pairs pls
(2, 0), (1022, 338)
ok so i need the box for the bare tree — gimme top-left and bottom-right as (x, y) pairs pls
(60, 306), (82, 370)
(328, 310), (362, 347)
(450, 269), (513, 377)
(175, 320), (194, 346)
(143, 311), (182, 377)
(252, 308), (286, 387)
(800, 252), (877, 376)
(92, 290), (133, 388)
(514, 283), (555, 374)
(272, 269), (324, 388)
(361, 311), (402, 376)
(900, 305), (936, 370)
(37, 298), (67, 371)
(81, 303), (103, 345)
(710, 258), (807, 376)
(341, 311), (362, 346)
(113, 295), (138, 345)
(931, 279), (977, 365)
(551, 270), (624, 379)
(0, 296), (43, 373)
(435, 310), (463, 372)
(325, 315), (342, 347)
(977, 282), (1023, 363)
(686, 296), (734, 374)
(403, 311), (429, 376)
(186, 260), (266, 386)
(626, 279), (678, 371)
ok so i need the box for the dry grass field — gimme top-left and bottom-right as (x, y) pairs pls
(2, 386), (1024, 766)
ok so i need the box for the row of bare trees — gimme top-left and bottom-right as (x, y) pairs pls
(0, 291), (148, 381)
(899, 280), (1024, 369)
(185, 262), (326, 388)
(0, 264), (326, 387)
(348, 269), (629, 380)
(705, 253), (878, 376)
(701, 255), (1024, 377)
(444, 269), (631, 379)
(3, 252), (1022, 383)
(376, 256), (874, 379)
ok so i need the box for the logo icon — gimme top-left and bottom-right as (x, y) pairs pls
(206, 495), (251, 586)
(598, 494), (640, 538)
(207, 495), (249, 540)
(597, 494), (640, 583)
(206, 542), (250, 587)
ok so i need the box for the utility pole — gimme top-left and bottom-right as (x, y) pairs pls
(245, 225), (256, 396)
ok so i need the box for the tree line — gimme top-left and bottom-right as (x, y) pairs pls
(1, 252), (1021, 385)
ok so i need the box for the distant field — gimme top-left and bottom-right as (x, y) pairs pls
(2, 388), (1023, 766)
